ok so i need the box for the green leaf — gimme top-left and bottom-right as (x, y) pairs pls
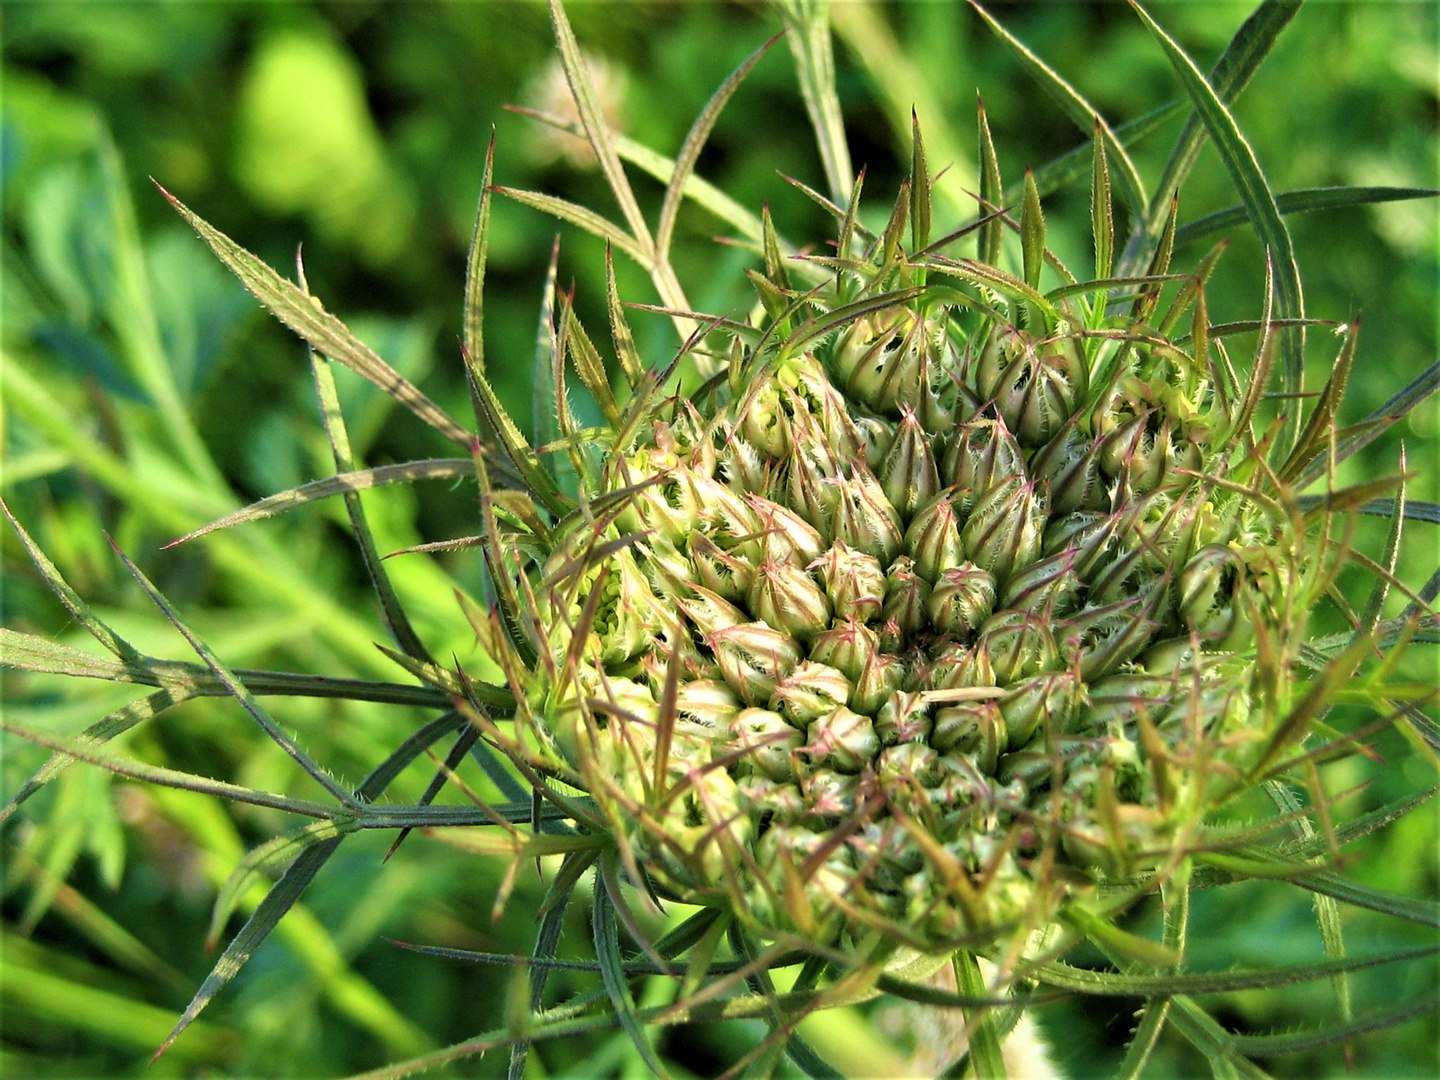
(910, 109), (931, 254)
(1296, 359), (1440, 489)
(166, 459), (474, 546)
(0, 718), (341, 819)
(546, 0), (654, 256)
(495, 187), (649, 268)
(1360, 458), (1410, 634)
(1223, 997), (1440, 1057)
(970, 1), (1147, 216)
(2, 499), (141, 663)
(1091, 121), (1114, 284)
(1020, 169), (1045, 292)
(112, 545), (355, 804)
(1130, 0), (1306, 453)
(1, 684), (196, 822)
(304, 276), (433, 663)
(655, 35), (777, 269)
(1030, 945), (1438, 999)
(977, 95), (1003, 266)
(1278, 319), (1360, 483)
(774, 0), (853, 207)
(954, 950), (1007, 1079)
(208, 819), (357, 950)
(465, 348), (574, 518)
(464, 132), (496, 375)
(1176, 185), (1440, 247)
(157, 836), (345, 1062)
(605, 247), (646, 389)
(592, 857), (670, 1079)
(1136, 0), (1301, 272)
(159, 186), (470, 444)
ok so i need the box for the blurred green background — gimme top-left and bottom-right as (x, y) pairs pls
(2, 2), (1436, 1077)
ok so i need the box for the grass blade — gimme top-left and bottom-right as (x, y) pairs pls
(546, 0), (654, 255)
(155, 836), (343, 1061)
(495, 187), (649, 267)
(592, 858), (670, 1079)
(1136, 0), (1302, 271)
(2, 499), (141, 663)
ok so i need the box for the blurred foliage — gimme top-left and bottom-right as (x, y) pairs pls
(2, 2), (1436, 1078)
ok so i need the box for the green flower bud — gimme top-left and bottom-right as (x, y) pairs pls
(685, 472), (761, 560)
(879, 409), (941, 521)
(803, 707), (880, 774)
(875, 690), (933, 745)
(926, 563), (997, 635)
(904, 491), (966, 583)
(709, 621), (804, 706)
(675, 679), (742, 731)
(731, 707), (804, 781)
(770, 661), (853, 725)
(1099, 412), (1166, 494)
(688, 532), (754, 602)
(942, 415), (1025, 504)
(850, 647), (907, 715)
(749, 558), (832, 641)
(881, 556), (932, 645)
(809, 618), (881, 684)
(810, 541), (886, 623)
(999, 670), (1079, 748)
(1177, 544), (1243, 642)
(976, 326), (1088, 447)
(831, 463), (904, 562)
(801, 768), (862, 819)
(1001, 550), (1082, 616)
(748, 494), (825, 567)
(742, 382), (792, 457)
(961, 476), (1044, 584)
(931, 700), (1005, 773)
(736, 774), (806, 822)
(1031, 422), (1106, 515)
(679, 585), (747, 638)
(976, 611), (1059, 684)
(1058, 597), (1162, 681)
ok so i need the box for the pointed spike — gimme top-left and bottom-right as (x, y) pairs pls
(761, 203), (791, 290)
(977, 92), (1004, 267)
(465, 129), (497, 376)
(1021, 167), (1046, 291)
(910, 109), (931, 254)
(1091, 120), (1114, 282)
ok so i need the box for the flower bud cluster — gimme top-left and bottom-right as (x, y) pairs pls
(532, 298), (1274, 953)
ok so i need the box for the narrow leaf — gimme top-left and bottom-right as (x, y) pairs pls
(112, 545), (355, 804)
(592, 865), (670, 1079)
(977, 94), (1003, 266)
(158, 187), (470, 444)
(495, 187), (649, 267)
(167, 460), (474, 546)
(1130, 0), (1306, 452)
(546, 0), (653, 254)
(655, 36), (777, 268)
(1176, 185), (1440, 247)
(156, 838), (343, 1061)
(910, 109), (931, 253)
(465, 132), (496, 374)
(2, 499), (141, 663)
(970, 0), (1147, 215)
